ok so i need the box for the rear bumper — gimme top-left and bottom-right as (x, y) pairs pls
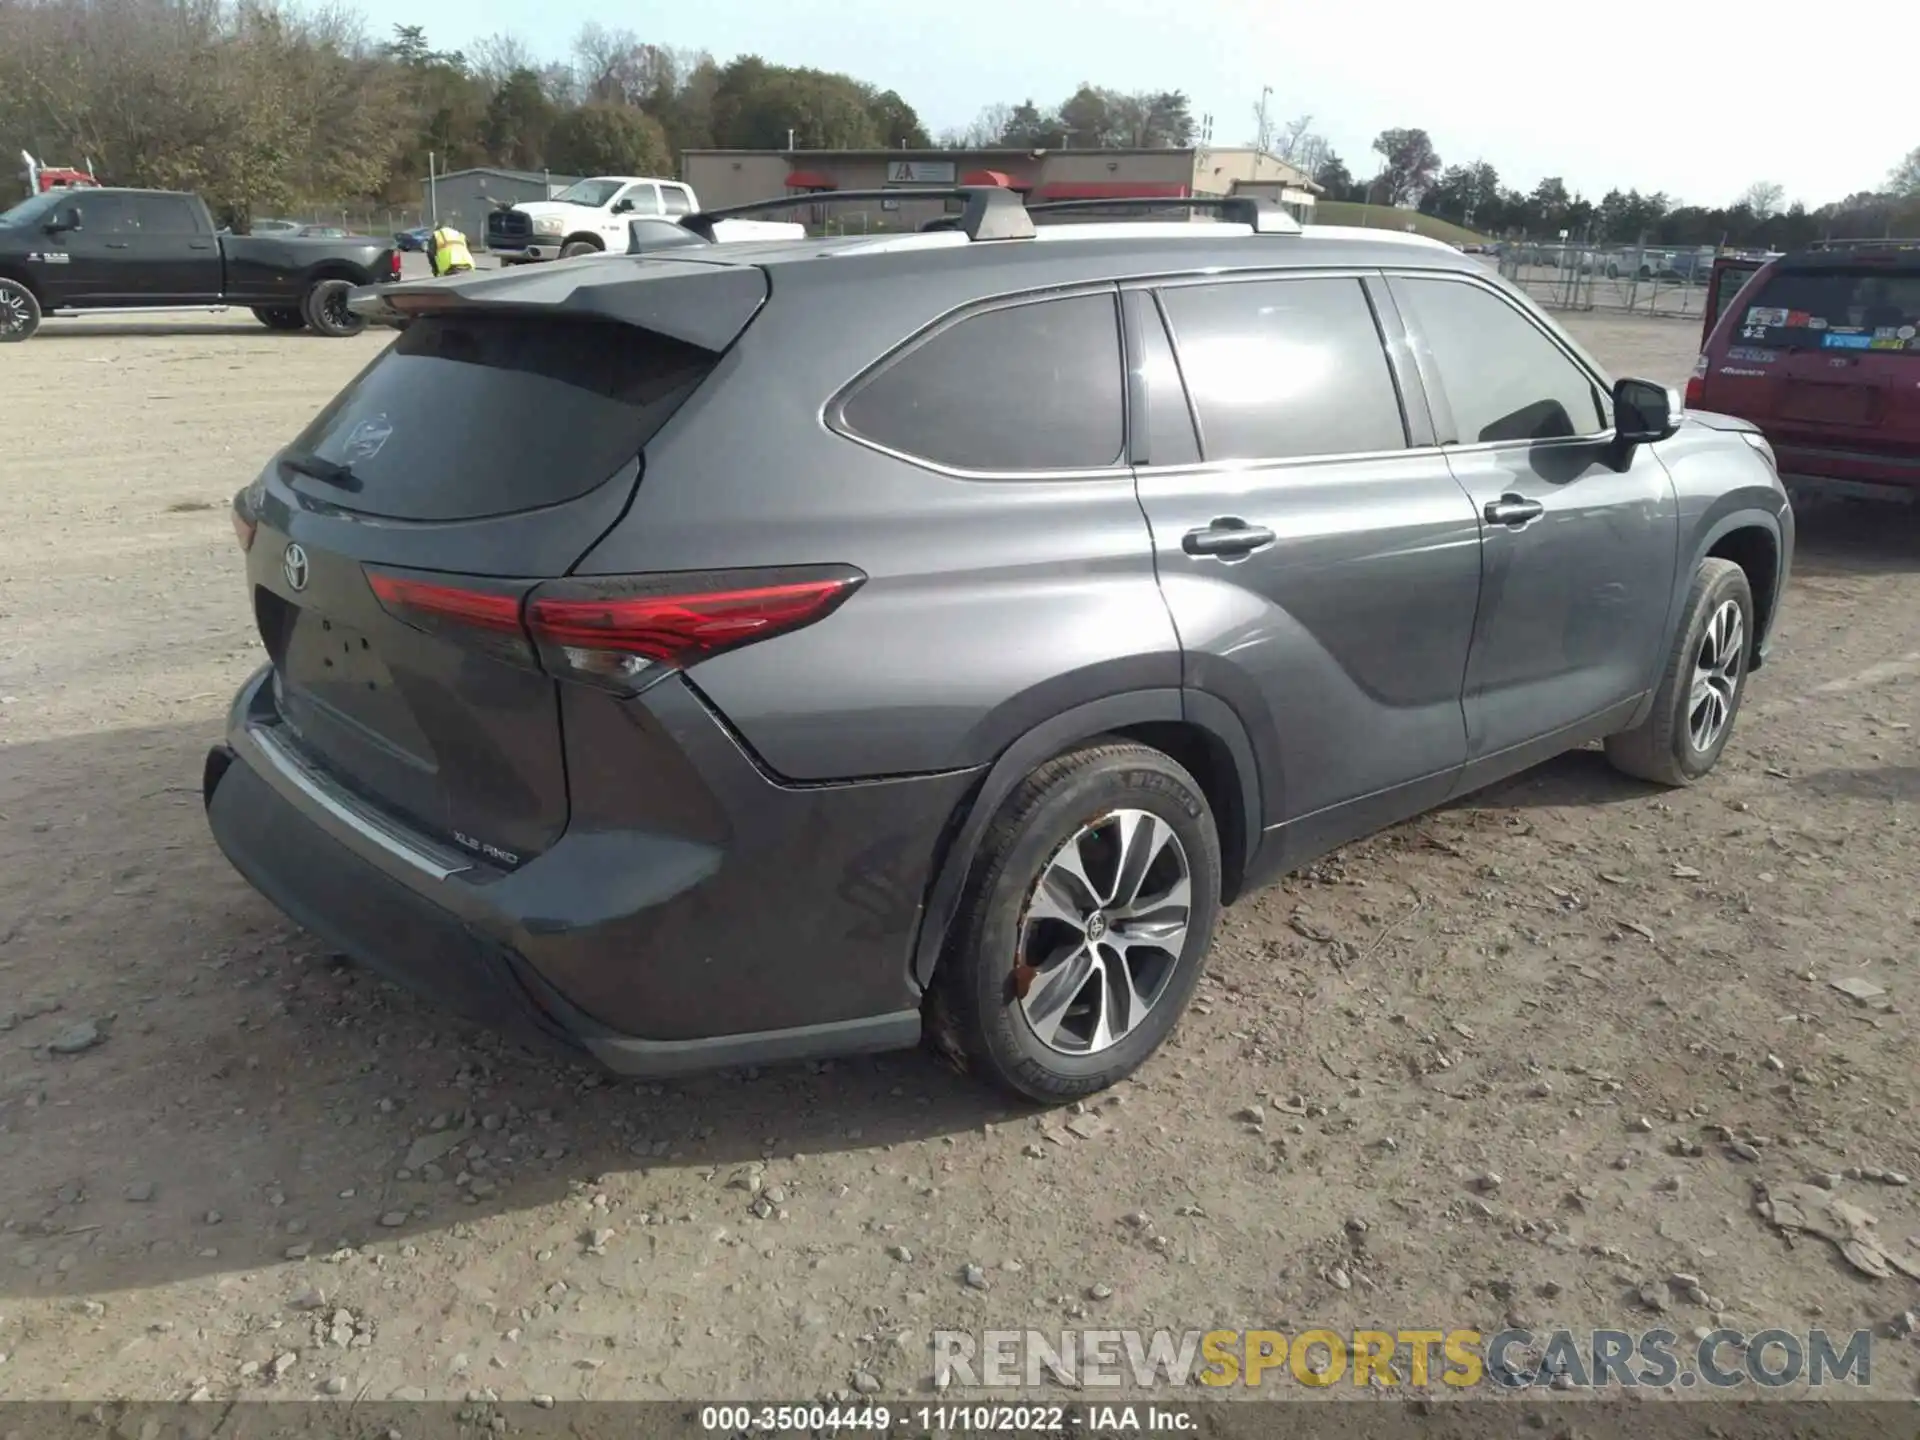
(205, 666), (975, 1075)
(1775, 441), (1920, 497)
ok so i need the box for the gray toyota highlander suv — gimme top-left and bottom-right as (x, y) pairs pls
(203, 189), (1794, 1103)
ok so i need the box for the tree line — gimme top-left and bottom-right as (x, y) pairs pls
(3, 0), (1915, 247)
(1291, 122), (1920, 249)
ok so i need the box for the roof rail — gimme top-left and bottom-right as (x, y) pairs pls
(681, 186), (1035, 242)
(1025, 194), (1302, 234)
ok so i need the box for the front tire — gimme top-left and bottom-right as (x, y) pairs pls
(933, 742), (1222, 1104)
(1605, 558), (1754, 786)
(301, 278), (365, 338)
(559, 239), (602, 259)
(0, 278), (42, 342)
(252, 306), (306, 331)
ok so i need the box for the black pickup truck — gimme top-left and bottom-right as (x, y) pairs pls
(0, 187), (399, 342)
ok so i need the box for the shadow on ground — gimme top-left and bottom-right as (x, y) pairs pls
(0, 720), (1012, 1302)
(32, 321), (291, 340)
(1789, 494), (1920, 578)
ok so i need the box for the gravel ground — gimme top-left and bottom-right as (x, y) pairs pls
(1, 306), (1918, 1404)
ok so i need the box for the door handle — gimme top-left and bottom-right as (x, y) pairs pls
(1182, 518), (1277, 558)
(1484, 495), (1545, 527)
(188, 240), (213, 250)
(105, 241), (130, 250)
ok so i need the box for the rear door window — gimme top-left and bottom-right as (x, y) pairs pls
(1733, 266), (1920, 354)
(283, 313), (718, 521)
(839, 291), (1126, 472)
(124, 194), (205, 234)
(1156, 277), (1407, 461)
(617, 184), (662, 217)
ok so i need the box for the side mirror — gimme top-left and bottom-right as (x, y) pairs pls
(44, 206), (81, 234)
(1613, 376), (1680, 444)
(611, 198), (634, 214)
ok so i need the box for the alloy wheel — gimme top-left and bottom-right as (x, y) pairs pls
(1688, 599), (1744, 752)
(320, 284), (356, 331)
(1015, 809), (1192, 1056)
(0, 289), (28, 336)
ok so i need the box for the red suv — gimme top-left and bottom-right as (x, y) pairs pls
(1688, 240), (1920, 501)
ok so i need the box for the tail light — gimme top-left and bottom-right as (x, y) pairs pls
(231, 478), (262, 552)
(1684, 354), (1708, 409)
(365, 564), (865, 690)
(528, 567), (865, 691)
(367, 572), (535, 666)
(387, 250), (403, 281)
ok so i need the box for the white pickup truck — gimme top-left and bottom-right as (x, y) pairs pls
(482, 175), (800, 263)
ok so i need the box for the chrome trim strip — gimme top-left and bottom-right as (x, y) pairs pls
(243, 723), (470, 882)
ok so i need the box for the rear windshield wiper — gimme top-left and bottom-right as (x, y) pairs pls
(281, 451), (364, 492)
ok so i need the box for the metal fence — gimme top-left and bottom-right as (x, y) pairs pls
(1497, 241), (1726, 321)
(282, 204), (428, 238)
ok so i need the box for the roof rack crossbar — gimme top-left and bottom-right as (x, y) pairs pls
(1024, 195), (1302, 234)
(681, 186), (1035, 242)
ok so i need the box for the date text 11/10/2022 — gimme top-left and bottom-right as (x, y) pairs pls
(697, 1404), (1191, 1433)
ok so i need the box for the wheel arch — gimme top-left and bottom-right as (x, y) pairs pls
(909, 688), (1263, 989)
(0, 264), (43, 300)
(298, 260), (375, 288)
(1701, 515), (1781, 666)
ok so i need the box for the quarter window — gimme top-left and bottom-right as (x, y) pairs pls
(1156, 277), (1407, 461)
(840, 292), (1126, 472)
(1393, 276), (1606, 443)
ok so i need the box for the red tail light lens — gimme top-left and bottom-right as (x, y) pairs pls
(1684, 354), (1708, 409)
(360, 565), (865, 689)
(232, 506), (257, 552)
(528, 567), (866, 690)
(388, 250), (403, 280)
(367, 572), (535, 665)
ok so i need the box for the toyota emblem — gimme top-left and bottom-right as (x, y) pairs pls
(282, 542), (310, 592)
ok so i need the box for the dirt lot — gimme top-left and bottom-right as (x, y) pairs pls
(2, 308), (1918, 1405)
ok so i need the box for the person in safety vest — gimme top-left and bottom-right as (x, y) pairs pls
(427, 224), (474, 277)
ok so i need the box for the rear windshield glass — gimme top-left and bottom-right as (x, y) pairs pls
(284, 313), (716, 522)
(1734, 266), (1920, 354)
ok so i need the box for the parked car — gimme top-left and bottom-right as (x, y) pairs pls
(204, 187), (1793, 1102)
(0, 186), (399, 341)
(393, 226), (432, 252)
(1606, 247), (1679, 281)
(1688, 238), (1920, 503)
(249, 217), (301, 234)
(485, 175), (699, 262)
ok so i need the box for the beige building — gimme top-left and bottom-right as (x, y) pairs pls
(679, 147), (1318, 231)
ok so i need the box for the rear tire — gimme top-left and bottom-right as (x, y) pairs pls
(301, 278), (365, 338)
(252, 306), (306, 332)
(559, 239), (602, 259)
(0, 278), (42, 342)
(1605, 558), (1754, 787)
(931, 742), (1222, 1104)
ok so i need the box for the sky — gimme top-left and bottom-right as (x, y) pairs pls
(414, 0), (1911, 209)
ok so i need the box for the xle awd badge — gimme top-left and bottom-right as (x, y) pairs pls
(282, 542), (309, 592)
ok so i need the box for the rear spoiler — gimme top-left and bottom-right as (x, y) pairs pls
(346, 253), (771, 352)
